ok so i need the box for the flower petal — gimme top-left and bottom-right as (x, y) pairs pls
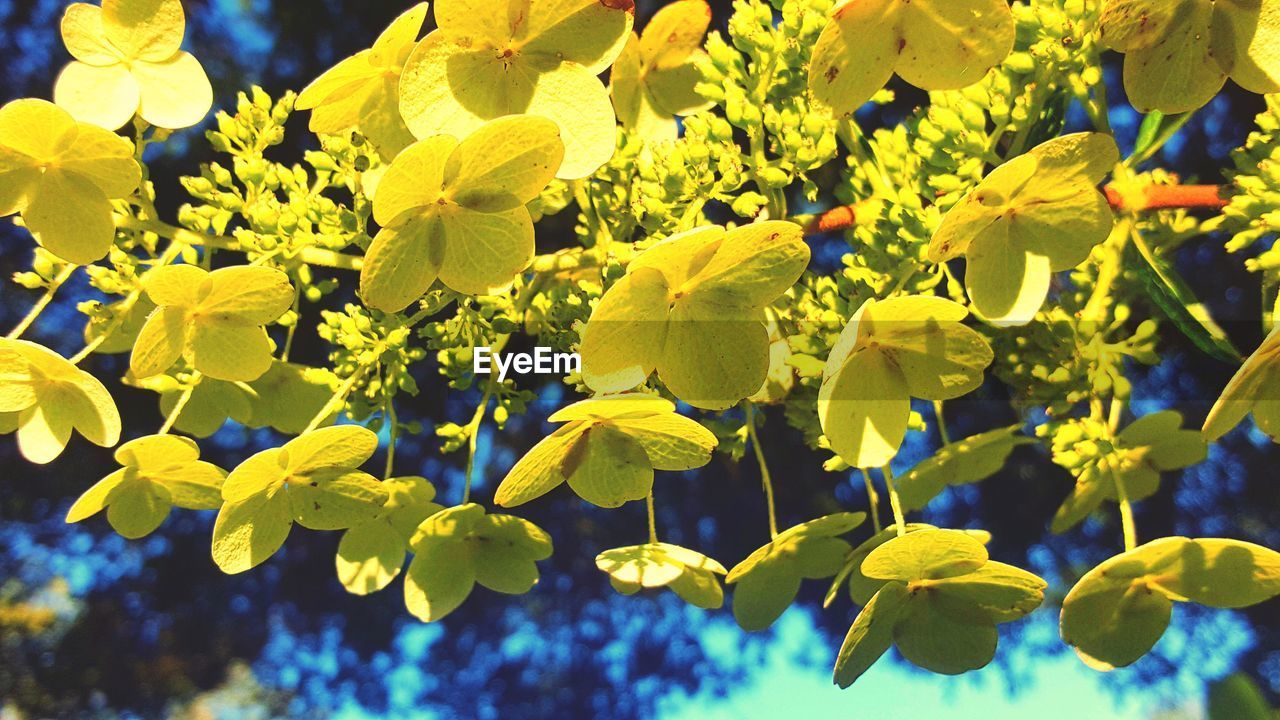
(0, 99), (80, 163)
(102, 0), (185, 62)
(360, 213), (445, 313)
(133, 52), (213, 130)
(187, 321), (274, 382)
(436, 204), (534, 296)
(130, 305), (187, 378)
(54, 61), (140, 132)
(23, 169), (116, 265)
(61, 3), (123, 65)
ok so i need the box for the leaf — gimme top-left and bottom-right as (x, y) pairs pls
(102, 0), (185, 61)
(360, 214), (445, 313)
(1208, 674), (1274, 720)
(810, 0), (1015, 116)
(1101, 0), (1224, 113)
(211, 491), (294, 574)
(105, 476), (171, 539)
(336, 520), (408, 595)
(579, 268), (670, 394)
(862, 529), (990, 582)
(897, 426), (1031, 512)
(562, 423), (653, 508)
(1061, 537), (1280, 669)
(289, 471), (388, 531)
(929, 133), (1119, 326)
(435, 203), (535, 296)
(399, 1), (633, 179)
(3, 338), (121, 464)
(494, 423), (589, 507)
(727, 513), (865, 631)
(284, 425), (379, 477)
(658, 297), (770, 411)
(444, 115), (565, 211)
(834, 581), (909, 687)
(404, 537), (477, 622)
(818, 346), (911, 469)
(547, 394), (676, 423)
(684, 221), (810, 308)
(596, 542), (726, 608)
(1202, 325), (1280, 441)
(612, 412), (718, 471)
(404, 504), (552, 621)
(132, 265), (293, 382)
(1129, 230), (1241, 363)
(893, 593), (998, 675)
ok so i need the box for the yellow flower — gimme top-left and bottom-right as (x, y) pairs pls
(130, 265), (295, 382)
(296, 3), (429, 160)
(53, 0), (213, 131)
(398, 0), (634, 179)
(610, 0), (714, 142)
(360, 115), (563, 312)
(0, 338), (122, 465)
(0, 99), (140, 265)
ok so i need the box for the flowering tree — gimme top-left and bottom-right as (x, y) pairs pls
(3, 0), (1280, 689)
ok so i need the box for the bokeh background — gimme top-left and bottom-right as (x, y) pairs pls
(1, 1), (1278, 718)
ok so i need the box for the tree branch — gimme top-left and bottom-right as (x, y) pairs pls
(803, 183), (1228, 235)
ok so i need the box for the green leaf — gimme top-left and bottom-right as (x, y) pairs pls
(1208, 674), (1275, 720)
(596, 542), (726, 609)
(834, 580), (909, 688)
(337, 520), (408, 595)
(106, 476), (171, 539)
(1202, 325), (1280, 442)
(289, 470), (388, 531)
(1130, 231), (1241, 363)
(810, 0), (1015, 116)
(893, 592), (998, 675)
(862, 529), (989, 582)
(897, 426), (1031, 512)
(818, 346), (911, 469)
(578, 268), (670, 394)
(929, 133), (1119, 326)
(1061, 537), (1280, 669)
(727, 512), (865, 631)
(444, 115), (565, 211)
(211, 491), (294, 574)
(562, 423), (653, 508)
(404, 504), (552, 621)
(494, 423), (589, 507)
(612, 412), (718, 471)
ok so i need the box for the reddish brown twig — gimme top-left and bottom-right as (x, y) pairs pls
(803, 184), (1229, 235)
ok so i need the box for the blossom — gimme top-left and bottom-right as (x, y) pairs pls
(0, 99), (140, 264)
(54, 0), (213, 131)
(0, 338), (121, 464)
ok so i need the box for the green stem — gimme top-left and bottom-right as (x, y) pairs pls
(745, 403), (779, 539)
(118, 216), (364, 271)
(861, 469), (882, 534)
(1110, 461), (1139, 552)
(7, 265), (76, 340)
(646, 493), (659, 544)
(882, 464), (906, 537)
(302, 364), (368, 435)
(158, 372), (202, 435)
(384, 399), (398, 480)
(933, 400), (952, 446)
(1081, 220), (1132, 322)
(461, 379), (495, 506)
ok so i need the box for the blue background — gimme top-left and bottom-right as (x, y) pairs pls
(1, 1), (1278, 718)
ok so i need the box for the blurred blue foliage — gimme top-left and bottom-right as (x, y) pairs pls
(1, 1), (1278, 718)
